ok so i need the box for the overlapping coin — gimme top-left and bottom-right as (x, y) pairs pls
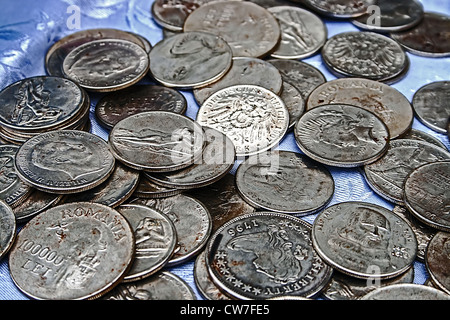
(0, 200), (16, 260)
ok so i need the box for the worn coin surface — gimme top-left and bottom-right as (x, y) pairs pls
(401, 129), (448, 150)
(206, 211), (333, 299)
(364, 139), (450, 204)
(109, 111), (205, 172)
(95, 85), (187, 130)
(412, 81), (450, 134)
(149, 31), (233, 89)
(306, 78), (414, 139)
(294, 104), (390, 167)
(15, 130), (116, 194)
(8, 202), (135, 300)
(132, 175), (182, 199)
(312, 201), (417, 279)
(196, 85), (289, 157)
(12, 190), (62, 223)
(63, 39), (149, 92)
(303, 0), (376, 18)
(280, 81), (305, 130)
(425, 231), (450, 295)
(0, 200), (16, 260)
(361, 283), (450, 300)
(235, 150), (334, 215)
(183, 1), (281, 58)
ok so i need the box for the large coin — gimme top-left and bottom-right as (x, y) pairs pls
(196, 85), (289, 157)
(206, 212), (333, 299)
(312, 201), (417, 279)
(361, 283), (450, 300)
(183, 1), (281, 58)
(302, 0), (376, 18)
(14, 130), (116, 194)
(294, 104), (390, 167)
(425, 231), (450, 295)
(8, 202), (135, 300)
(149, 31), (233, 89)
(0, 200), (16, 259)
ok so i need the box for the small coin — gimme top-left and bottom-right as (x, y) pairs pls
(312, 201), (417, 279)
(95, 85), (187, 130)
(280, 81), (305, 130)
(425, 231), (450, 295)
(364, 139), (450, 204)
(14, 130), (116, 194)
(132, 175), (182, 199)
(268, 6), (327, 59)
(235, 150), (334, 215)
(62, 39), (149, 92)
(302, 0), (376, 18)
(183, 1), (281, 58)
(361, 283), (450, 300)
(12, 190), (62, 223)
(412, 81), (450, 134)
(401, 129), (448, 150)
(206, 211), (333, 299)
(8, 202), (135, 300)
(196, 85), (289, 157)
(149, 31), (233, 89)
(390, 12), (450, 57)
(0, 200), (16, 260)
(108, 111), (205, 172)
(294, 104), (390, 167)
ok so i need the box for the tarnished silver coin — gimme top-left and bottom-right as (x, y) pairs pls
(8, 202), (135, 300)
(402, 129), (448, 150)
(425, 231), (450, 295)
(12, 190), (62, 223)
(412, 81), (450, 134)
(149, 31), (233, 89)
(0, 200), (16, 260)
(312, 201), (417, 279)
(193, 56), (283, 106)
(62, 39), (149, 92)
(364, 139), (450, 204)
(280, 81), (305, 130)
(116, 204), (177, 282)
(302, 0), (376, 18)
(306, 78), (414, 139)
(294, 104), (390, 167)
(183, 1), (281, 58)
(268, 6), (327, 59)
(361, 283), (450, 300)
(108, 111), (205, 172)
(95, 85), (187, 130)
(404, 161), (450, 232)
(14, 130), (116, 194)
(132, 175), (182, 199)
(206, 211), (333, 299)
(321, 32), (408, 82)
(235, 150), (334, 215)
(102, 271), (197, 300)
(196, 85), (289, 157)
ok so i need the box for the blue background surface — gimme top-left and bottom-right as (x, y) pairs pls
(0, 0), (448, 300)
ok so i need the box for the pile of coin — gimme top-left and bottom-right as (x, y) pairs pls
(0, 0), (449, 301)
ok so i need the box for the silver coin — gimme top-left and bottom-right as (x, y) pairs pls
(364, 139), (450, 204)
(302, 0), (376, 18)
(14, 130), (116, 194)
(149, 31), (233, 89)
(425, 231), (450, 295)
(206, 211), (333, 299)
(183, 1), (281, 58)
(268, 6), (327, 59)
(0, 200), (16, 260)
(62, 39), (149, 92)
(12, 190), (62, 223)
(401, 129), (448, 151)
(412, 81), (450, 134)
(235, 150), (334, 215)
(108, 111), (205, 172)
(294, 104), (390, 167)
(132, 175), (182, 199)
(361, 283), (450, 300)
(116, 204), (177, 282)
(196, 85), (289, 157)
(280, 81), (305, 130)
(8, 202), (135, 300)
(306, 78), (414, 139)
(193, 56), (283, 106)
(321, 31), (408, 82)
(312, 201), (417, 279)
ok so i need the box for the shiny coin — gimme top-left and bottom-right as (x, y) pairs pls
(235, 150), (334, 215)
(15, 130), (116, 194)
(63, 39), (149, 92)
(280, 81), (305, 130)
(321, 31), (408, 82)
(132, 175), (182, 199)
(412, 81), (450, 134)
(116, 204), (177, 282)
(196, 85), (289, 157)
(149, 31), (233, 89)
(95, 85), (187, 130)
(361, 283), (450, 300)
(302, 0), (376, 18)
(109, 111), (205, 172)
(12, 190), (62, 223)
(312, 201), (417, 279)
(8, 202), (135, 300)
(425, 231), (450, 295)
(206, 211), (333, 299)
(0, 200), (16, 259)
(268, 6), (327, 59)
(294, 104), (390, 167)
(183, 1), (281, 58)
(364, 139), (450, 204)
(306, 78), (414, 139)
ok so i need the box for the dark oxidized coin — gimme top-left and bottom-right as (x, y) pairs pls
(12, 190), (62, 223)
(0, 200), (16, 260)
(425, 231), (450, 295)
